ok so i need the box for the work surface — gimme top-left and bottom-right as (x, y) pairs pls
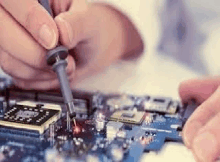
(74, 51), (200, 162)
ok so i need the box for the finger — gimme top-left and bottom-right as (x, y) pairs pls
(0, 6), (48, 69)
(13, 78), (60, 90)
(54, 0), (89, 48)
(179, 77), (220, 104)
(12, 55), (75, 90)
(51, 0), (72, 16)
(14, 65), (75, 90)
(191, 112), (220, 162)
(0, 0), (58, 49)
(73, 58), (114, 85)
(183, 86), (220, 149)
(72, 42), (123, 85)
(0, 49), (56, 81)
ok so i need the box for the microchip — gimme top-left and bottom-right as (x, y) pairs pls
(0, 101), (61, 134)
(143, 97), (178, 114)
(106, 95), (134, 109)
(109, 110), (145, 125)
(121, 112), (134, 118)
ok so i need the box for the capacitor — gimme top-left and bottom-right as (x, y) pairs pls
(95, 113), (105, 132)
(96, 120), (105, 132)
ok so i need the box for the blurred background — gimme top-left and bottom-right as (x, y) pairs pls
(1, 1), (219, 161)
(74, 1), (220, 161)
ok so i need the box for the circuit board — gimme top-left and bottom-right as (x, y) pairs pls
(0, 77), (196, 162)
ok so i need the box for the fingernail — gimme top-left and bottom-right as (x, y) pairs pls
(193, 132), (217, 162)
(183, 121), (202, 147)
(39, 24), (56, 49)
(56, 16), (73, 45)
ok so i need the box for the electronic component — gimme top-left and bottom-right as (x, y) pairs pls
(144, 113), (153, 124)
(106, 95), (135, 110)
(95, 113), (105, 132)
(140, 135), (154, 145)
(116, 130), (127, 138)
(0, 101), (61, 134)
(143, 97), (178, 114)
(0, 77), (196, 162)
(109, 110), (145, 125)
(106, 121), (124, 140)
(73, 99), (88, 116)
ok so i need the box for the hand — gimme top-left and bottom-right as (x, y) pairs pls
(179, 77), (220, 162)
(0, 0), (143, 90)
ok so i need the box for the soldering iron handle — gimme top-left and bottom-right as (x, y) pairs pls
(38, 0), (54, 17)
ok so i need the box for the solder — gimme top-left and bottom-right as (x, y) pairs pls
(38, 0), (76, 127)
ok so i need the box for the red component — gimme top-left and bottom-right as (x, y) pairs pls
(73, 125), (81, 134)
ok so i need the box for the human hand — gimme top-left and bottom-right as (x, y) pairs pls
(179, 77), (220, 162)
(0, 0), (143, 90)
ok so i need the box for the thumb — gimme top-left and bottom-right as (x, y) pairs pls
(54, 0), (89, 49)
(178, 77), (220, 104)
(0, 0), (59, 49)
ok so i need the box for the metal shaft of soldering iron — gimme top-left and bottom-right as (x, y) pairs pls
(38, 0), (76, 127)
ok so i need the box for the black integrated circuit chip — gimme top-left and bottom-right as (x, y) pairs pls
(0, 101), (61, 134)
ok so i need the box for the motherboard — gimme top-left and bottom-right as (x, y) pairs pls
(0, 77), (196, 162)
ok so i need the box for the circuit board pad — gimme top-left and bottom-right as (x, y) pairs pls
(0, 79), (196, 162)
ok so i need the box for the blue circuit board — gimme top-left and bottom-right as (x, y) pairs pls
(0, 77), (196, 162)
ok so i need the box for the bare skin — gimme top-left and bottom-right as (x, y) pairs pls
(0, 0), (143, 89)
(1, 0), (217, 161)
(179, 77), (220, 162)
